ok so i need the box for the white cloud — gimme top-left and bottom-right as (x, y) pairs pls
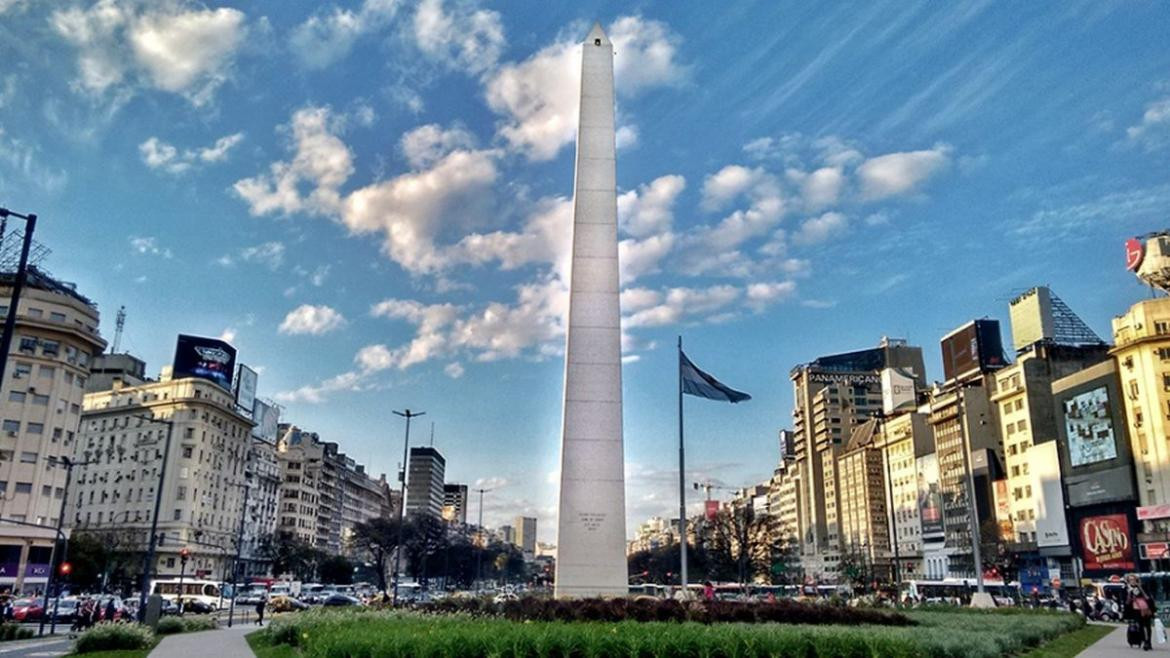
(139, 132), (243, 174)
(700, 165), (772, 211)
(52, 2), (248, 106)
(412, 0), (504, 75)
(234, 106), (354, 216)
(618, 174), (685, 238)
(615, 125), (638, 150)
(400, 123), (475, 168)
(444, 362), (465, 378)
(620, 287), (661, 311)
(218, 327), (237, 343)
(236, 241), (285, 270)
(793, 211), (848, 245)
(129, 236), (171, 258)
(290, 0), (399, 70)
(857, 144), (951, 200)
(625, 285), (741, 328)
(484, 16), (685, 161)
(278, 304), (346, 335)
(798, 166), (844, 210)
(745, 281), (797, 311)
(1127, 97), (1170, 148)
(619, 233), (674, 283)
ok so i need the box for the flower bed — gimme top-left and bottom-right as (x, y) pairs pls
(421, 596), (913, 626)
(261, 607), (1086, 658)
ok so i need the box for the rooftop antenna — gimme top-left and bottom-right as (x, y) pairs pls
(429, 421), (435, 447)
(112, 306), (126, 353)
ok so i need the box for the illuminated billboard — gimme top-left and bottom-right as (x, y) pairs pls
(1080, 514), (1134, 571)
(236, 364), (258, 415)
(940, 319), (1005, 382)
(172, 335), (237, 390)
(917, 453), (945, 541)
(1063, 386), (1118, 467)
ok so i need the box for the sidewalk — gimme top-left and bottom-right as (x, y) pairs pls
(1081, 623), (1168, 656)
(148, 623), (256, 658)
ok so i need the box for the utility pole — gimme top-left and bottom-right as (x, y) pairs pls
(43, 456), (96, 636)
(391, 409), (424, 606)
(0, 207), (37, 384)
(134, 414), (175, 621)
(474, 487), (491, 592)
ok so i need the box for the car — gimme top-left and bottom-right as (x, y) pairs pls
(269, 596), (309, 612)
(492, 592), (519, 604)
(160, 599), (181, 616)
(96, 597), (128, 621)
(12, 598), (44, 622)
(181, 599), (215, 614)
(48, 598), (79, 622)
(321, 593), (360, 607)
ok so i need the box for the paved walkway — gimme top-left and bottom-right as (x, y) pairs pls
(148, 623), (256, 658)
(1082, 623), (1169, 656)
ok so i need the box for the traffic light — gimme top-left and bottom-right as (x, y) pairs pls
(59, 562), (72, 576)
(158, 533), (165, 546)
(179, 548), (190, 564)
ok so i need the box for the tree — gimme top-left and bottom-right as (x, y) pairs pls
(404, 515), (448, 588)
(259, 532), (322, 581)
(318, 555), (354, 585)
(707, 504), (774, 585)
(66, 529), (143, 593)
(350, 518), (401, 594)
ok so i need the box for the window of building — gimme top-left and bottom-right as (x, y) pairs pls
(173, 509), (182, 521)
(19, 452), (36, 464)
(176, 485), (186, 500)
(26, 308), (42, 318)
(12, 363), (30, 378)
(49, 312), (65, 323)
(6, 392), (24, 403)
(38, 365), (54, 378)
(40, 340), (59, 357)
(26, 423), (43, 435)
(182, 446), (193, 458)
(1015, 399), (1023, 411)
(17, 337), (36, 353)
(1, 420), (19, 434)
(31, 394), (48, 406)
(14, 482), (31, 494)
(41, 485), (51, 497)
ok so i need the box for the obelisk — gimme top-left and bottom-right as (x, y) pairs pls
(554, 22), (627, 598)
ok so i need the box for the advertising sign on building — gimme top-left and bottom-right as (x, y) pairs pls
(1080, 514), (1135, 571)
(917, 453), (945, 541)
(1066, 466), (1135, 507)
(993, 479), (1014, 541)
(1030, 441), (1070, 548)
(881, 367), (918, 415)
(236, 364), (258, 415)
(705, 500), (720, 521)
(1063, 386), (1118, 467)
(940, 320), (1005, 382)
(251, 399), (280, 441)
(1137, 504), (1170, 521)
(1140, 542), (1169, 560)
(1127, 238), (1146, 272)
(172, 334), (237, 390)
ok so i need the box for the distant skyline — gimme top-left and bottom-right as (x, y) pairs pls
(2, 1), (1169, 542)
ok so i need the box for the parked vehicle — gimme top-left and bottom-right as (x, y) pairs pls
(321, 594), (360, 607)
(12, 598), (43, 622)
(49, 597), (79, 623)
(269, 596), (309, 612)
(150, 579), (222, 611)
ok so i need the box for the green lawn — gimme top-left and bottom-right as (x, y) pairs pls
(1021, 623), (1114, 657)
(254, 607), (1089, 657)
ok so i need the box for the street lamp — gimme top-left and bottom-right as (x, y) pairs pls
(473, 487), (491, 592)
(0, 207), (37, 384)
(391, 409), (423, 606)
(43, 455), (96, 636)
(131, 413), (175, 621)
(227, 471), (252, 628)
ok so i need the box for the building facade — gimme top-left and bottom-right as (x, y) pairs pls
(0, 269), (104, 592)
(406, 447), (445, 518)
(442, 484), (468, 524)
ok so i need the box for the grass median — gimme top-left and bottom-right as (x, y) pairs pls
(257, 606), (1087, 657)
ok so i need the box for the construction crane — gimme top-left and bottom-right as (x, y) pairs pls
(691, 480), (736, 501)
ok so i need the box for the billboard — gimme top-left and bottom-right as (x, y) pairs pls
(1066, 466), (1135, 507)
(1030, 441), (1070, 548)
(236, 364), (258, 415)
(916, 453), (945, 541)
(940, 320), (1005, 382)
(1062, 386), (1118, 467)
(251, 399), (280, 441)
(705, 500), (720, 521)
(1126, 237), (1146, 271)
(172, 334), (237, 390)
(1080, 514), (1134, 571)
(881, 367), (917, 415)
(993, 479), (1014, 541)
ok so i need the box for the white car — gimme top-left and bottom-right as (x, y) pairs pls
(493, 592), (519, 604)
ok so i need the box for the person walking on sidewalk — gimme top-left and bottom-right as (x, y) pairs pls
(1125, 573), (1157, 651)
(255, 594), (267, 627)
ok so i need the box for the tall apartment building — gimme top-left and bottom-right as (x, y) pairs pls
(241, 438), (281, 578)
(515, 516), (537, 558)
(443, 484), (468, 524)
(406, 447), (445, 518)
(340, 458), (392, 554)
(788, 338), (924, 578)
(876, 410), (934, 580)
(835, 420), (891, 580)
(73, 371), (251, 582)
(0, 268), (103, 592)
(1112, 298), (1170, 510)
(276, 425), (323, 546)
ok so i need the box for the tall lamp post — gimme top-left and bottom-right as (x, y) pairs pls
(0, 207), (37, 384)
(473, 487), (491, 591)
(43, 455), (96, 636)
(131, 413), (175, 621)
(391, 409), (423, 606)
(227, 472), (252, 628)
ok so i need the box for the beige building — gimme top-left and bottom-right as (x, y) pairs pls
(1112, 298), (1170, 509)
(514, 516), (537, 558)
(241, 438), (281, 578)
(0, 269), (104, 592)
(627, 516), (677, 555)
(835, 420), (891, 580)
(876, 410), (934, 580)
(72, 371), (251, 582)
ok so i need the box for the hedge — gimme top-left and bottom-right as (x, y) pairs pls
(74, 621), (155, 654)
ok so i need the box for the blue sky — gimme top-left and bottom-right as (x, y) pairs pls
(2, 1), (1169, 542)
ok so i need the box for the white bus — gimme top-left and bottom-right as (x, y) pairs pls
(150, 579), (223, 610)
(905, 579), (1020, 606)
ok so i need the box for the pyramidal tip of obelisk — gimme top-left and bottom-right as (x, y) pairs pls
(553, 20), (627, 599)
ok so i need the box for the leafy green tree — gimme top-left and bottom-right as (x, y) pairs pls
(350, 518), (401, 594)
(318, 554), (354, 585)
(259, 532), (322, 581)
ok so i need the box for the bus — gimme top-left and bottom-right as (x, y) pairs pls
(904, 579), (1020, 606)
(150, 579), (223, 610)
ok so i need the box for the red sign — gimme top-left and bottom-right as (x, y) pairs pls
(1126, 238), (1146, 272)
(705, 500), (720, 521)
(1137, 504), (1170, 521)
(1141, 542), (1170, 560)
(1081, 514), (1135, 570)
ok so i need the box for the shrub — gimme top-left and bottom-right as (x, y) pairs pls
(181, 616), (219, 632)
(74, 621), (155, 654)
(155, 617), (186, 635)
(0, 623), (32, 641)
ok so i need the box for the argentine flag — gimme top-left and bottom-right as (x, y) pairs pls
(680, 350), (751, 403)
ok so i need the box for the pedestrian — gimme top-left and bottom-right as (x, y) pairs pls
(1125, 573), (1157, 651)
(255, 593), (267, 626)
(703, 581), (715, 602)
(104, 598), (116, 622)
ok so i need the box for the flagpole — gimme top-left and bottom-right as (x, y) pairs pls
(678, 335), (688, 595)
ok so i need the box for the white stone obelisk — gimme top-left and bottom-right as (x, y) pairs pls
(554, 22), (627, 599)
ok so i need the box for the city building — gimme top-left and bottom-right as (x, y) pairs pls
(627, 516), (677, 555)
(72, 367), (251, 583)
(835, 420), (891, 581)
(0, 268), (104, 592)
(515, 516), (537, 558)
(275, 425), (323, 546)
(1112, 298), (1170, 509)
(240, 438), (281, 578)
(85, 353), (146, 393)
(788, 337), (925, 579)
(876, 410), (934, 581)
(406, 447), (445, 518)
(442, 483), (468, 524)
(499, 525), (515, 545)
